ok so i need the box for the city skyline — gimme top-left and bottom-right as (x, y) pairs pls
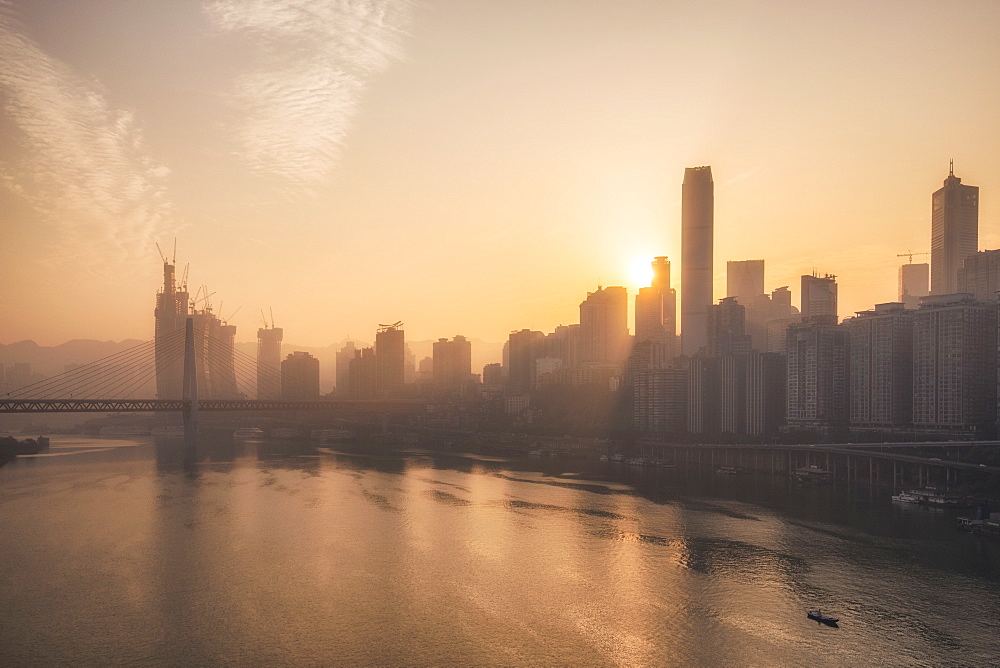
(2, 1), (999, 348)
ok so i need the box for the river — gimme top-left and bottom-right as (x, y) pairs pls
(1, 436), (998, 666)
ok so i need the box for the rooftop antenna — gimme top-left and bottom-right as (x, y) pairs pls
(949, 159), (954, 176)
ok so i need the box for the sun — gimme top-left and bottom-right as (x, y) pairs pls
(628, 256), (654, 288)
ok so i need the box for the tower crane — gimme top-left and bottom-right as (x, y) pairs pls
(897, 251), (929, 264)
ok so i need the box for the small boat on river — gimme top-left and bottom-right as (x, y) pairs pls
(807, 610), (839, 625)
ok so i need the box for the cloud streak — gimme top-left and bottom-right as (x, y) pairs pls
(205, 0), (410, 195)
(0, 1), (175, 273)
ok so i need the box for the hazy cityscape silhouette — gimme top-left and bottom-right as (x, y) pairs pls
(2, 2), (999, 666)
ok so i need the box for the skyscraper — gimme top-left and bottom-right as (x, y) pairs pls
(801, 273), (838, 320)
(845, 303), (913, 427)
(257, 325), (283, 399)
(634, 256), (676, 347)
(281, 351), (320, 399)
(335, 340), (357, 394)
(726, 259), (764, 305)
(931, 163), (979, 295)
(153, 258), (189, 399)
(958, 250), (1000, 302)
(705, 297), (752, 357)
(912, 294), (997, 432)
(375, 322), (405, 398)
(681, 166), (714, 356)
(433, 335), (473, 396)
(898, 263), (930, 309)
(579, 285), (629, 366)
(785, 316), (849, 429)
(507, 329), (545, 393)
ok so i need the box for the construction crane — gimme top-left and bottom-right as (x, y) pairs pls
(155, 242), (168, 265)
(897, 251), (929, 264)
(221, 305), (241, 325)
(190, 286), (216, 311)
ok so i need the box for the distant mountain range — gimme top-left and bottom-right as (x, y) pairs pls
(2, 337), (505, 392)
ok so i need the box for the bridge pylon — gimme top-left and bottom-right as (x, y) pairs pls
(182, 317), (199, 445)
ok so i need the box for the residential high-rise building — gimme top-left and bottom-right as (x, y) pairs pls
(912, 294), (997, 433)
(687, 357), (720, 435)
(727, 259), (767, 350)
(257, 325), (284, 399)
(507, 329), (545, 393)
(433, 335), (473, 396)
(801, 273), (838, 320)
(958, 250), (1000, 302)
(681, 166), (714, 356)
(719, 352), (786, 437)
(931, 163), (979, 295)
(635, 256), (676, 349)
(785, 316), (849, 429)
(579, 286), (629, 367)
(899, 263), (930, 309)
(335, 340), (357, 394)
(280, 351), (320, 399)
(375, 322), (405, 398)
(634, 360), (687, 434)
(763, 286), (800, 354)
(727, 259), (765, 305)
(482, 363), (503, 387)
(348, 347), (378, 399)
(153, 259), (189, 399)
(706, 297), (752, 357)
(844, 303), (913, 427)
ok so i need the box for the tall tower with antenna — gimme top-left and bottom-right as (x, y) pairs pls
(931, 161), (979, 295)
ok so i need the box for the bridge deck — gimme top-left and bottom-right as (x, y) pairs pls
(0, 399), (425, 414)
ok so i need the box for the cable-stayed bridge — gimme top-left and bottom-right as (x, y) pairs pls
(0, 318), (424, 439)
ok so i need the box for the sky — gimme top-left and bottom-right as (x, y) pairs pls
(2, 0), (999, 351)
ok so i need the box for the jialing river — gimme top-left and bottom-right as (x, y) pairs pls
(2, 436), (998, 666)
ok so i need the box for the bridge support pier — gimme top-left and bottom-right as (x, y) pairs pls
(182, 317), (199, 448)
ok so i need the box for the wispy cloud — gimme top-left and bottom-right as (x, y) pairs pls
(0, 1), (175, 272)
(205, 0), (410, 195)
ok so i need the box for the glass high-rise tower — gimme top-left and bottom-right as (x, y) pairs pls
(931, 163), (978, 295)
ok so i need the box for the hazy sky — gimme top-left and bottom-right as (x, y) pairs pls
(2, 0), (998, 349)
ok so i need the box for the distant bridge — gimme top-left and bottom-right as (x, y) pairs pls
(0, 399), (424, 414)
(0, 318), (425, 440)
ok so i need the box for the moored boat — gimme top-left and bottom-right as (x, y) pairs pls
(792, 465), (832, 483)
(895, 487), (974, 508)
(233, 427), (265, 440)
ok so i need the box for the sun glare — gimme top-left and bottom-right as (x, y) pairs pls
(628, 257), (654, 288)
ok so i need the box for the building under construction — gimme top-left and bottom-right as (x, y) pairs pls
(257, 312), (283, 399)
(153, 247), (240, 400)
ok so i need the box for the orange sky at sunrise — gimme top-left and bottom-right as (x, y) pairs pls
(2, 0), (999, 353)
